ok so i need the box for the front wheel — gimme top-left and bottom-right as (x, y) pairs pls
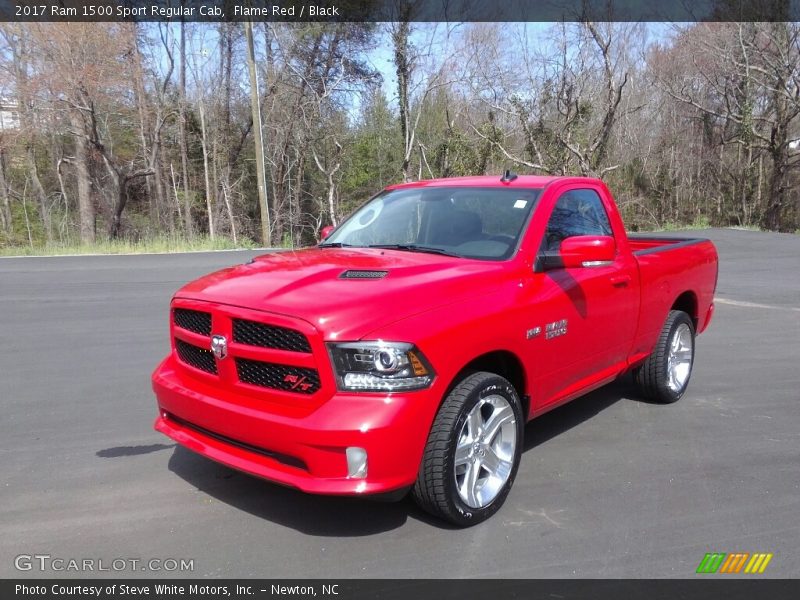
(633, 310), (696, 403)
(412, 372), (524, 526)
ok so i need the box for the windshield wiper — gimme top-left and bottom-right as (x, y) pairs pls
(367, 244), (462, 258)
(318, 242), (355, 248)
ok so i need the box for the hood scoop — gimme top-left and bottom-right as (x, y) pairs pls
(339, 269), (388, 280)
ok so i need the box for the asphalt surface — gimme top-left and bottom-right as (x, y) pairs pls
(1, 229), (798, 579)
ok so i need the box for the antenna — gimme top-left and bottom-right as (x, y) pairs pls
(500, 169), (518, 183)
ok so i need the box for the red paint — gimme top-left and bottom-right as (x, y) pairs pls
(559, 235), (616, 267)
(153, 176), (718, 496)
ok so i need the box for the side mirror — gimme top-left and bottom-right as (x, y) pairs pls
(319, 225), (335, 241)
(559, 235), (616, 268)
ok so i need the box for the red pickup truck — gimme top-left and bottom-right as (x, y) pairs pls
(152, 174), (718, 526)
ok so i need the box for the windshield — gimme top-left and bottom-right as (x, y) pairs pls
(322, 186), (541, 260)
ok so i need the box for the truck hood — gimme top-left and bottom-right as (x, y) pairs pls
(175, 247), (512, 340)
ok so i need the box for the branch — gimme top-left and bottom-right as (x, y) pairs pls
(599, 163), (620, 177)
(469, 123), (551, 173)
(123, 169), (154, 184)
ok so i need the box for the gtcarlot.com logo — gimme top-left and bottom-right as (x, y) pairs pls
(15, 554), (194, 572)
(696, 552), (773, 574)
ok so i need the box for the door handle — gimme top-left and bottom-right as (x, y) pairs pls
(610, 274), (631, 288)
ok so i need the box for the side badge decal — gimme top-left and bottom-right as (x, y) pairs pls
(526, 327), (541, 339)
(545, 319), (568, 340)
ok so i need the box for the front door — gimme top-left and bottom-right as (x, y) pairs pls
(528, 187), (638, 409)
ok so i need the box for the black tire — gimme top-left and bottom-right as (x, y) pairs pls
(633, 310), (696, 403)
(412, 371), (524, 527)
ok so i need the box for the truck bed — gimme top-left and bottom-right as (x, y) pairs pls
(626, 235), (718, 366)
(628, 234), (711, 255)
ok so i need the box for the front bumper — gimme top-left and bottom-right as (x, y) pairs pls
(152, 355), (436, 495)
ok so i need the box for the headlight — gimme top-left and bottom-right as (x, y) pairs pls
(327, 342), (435, 392)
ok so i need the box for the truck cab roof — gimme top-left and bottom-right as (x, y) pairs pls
(385, 174), (599, 190)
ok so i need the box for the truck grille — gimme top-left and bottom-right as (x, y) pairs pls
(233, 318), (311, 353)
(175, 339), (217, 374)
(173, 308), (212, 335)
(236, 358), (320, 394)
(172, 304), (323, 397)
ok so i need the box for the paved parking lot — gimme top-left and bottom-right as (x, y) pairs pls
(1, 229), (798, 578)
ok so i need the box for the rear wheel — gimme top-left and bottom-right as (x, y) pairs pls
(412, 372), (523, 526)
(633, 310), (695, 403)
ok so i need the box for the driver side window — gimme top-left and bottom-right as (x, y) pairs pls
(543, 189), (613, 251)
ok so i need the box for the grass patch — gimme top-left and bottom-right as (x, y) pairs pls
(725, 225), (762, 231)
(0, 236), (261, 257)
(654, 216), (712, 231)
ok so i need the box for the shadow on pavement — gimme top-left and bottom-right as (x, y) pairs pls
(523, 375), (642, 451)
(97, 443), (175, 458)
(167, 445), (417, 536)
(165, 377), (643, 536)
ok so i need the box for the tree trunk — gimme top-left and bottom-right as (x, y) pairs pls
(11, 31), (52, 242)
(293, 153), (306, 247)
(392, 20), (412, 182)
(25, 146), (52, 242)
(761, 143), (788, 231)
(55, 157), (70, 240)
(70, 111), (95, 244)
(160, 141), (175, 235)
(151, 135), (168, 235)
(245, 19), (271, 246)
(108, 176), (126, 239)
(759, 23), (796, 233)
(271, 162), (286, 244)
(198, 101), (215, 239)
(0, 148), (11, 233)
(223, 23), (233, 128)
(326, 171), (337, 226)
(170, 162), (182, 227)
(130, 23), (157, 229)
(221, 178), (237, 244)
(179, 17), (193, 236)
(108, 168), (153, 239)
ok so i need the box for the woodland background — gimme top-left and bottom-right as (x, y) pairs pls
(1, 20), (798, 252)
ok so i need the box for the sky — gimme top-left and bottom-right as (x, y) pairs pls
(141, 21), (679, 121)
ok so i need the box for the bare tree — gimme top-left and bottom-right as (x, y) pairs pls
(466, 22), (635, 178)
(1, 26), (53, 241)
(179, 17), (193, 236)
(658, 22), (800, 231)
(1, 20), (798, 250)
(245, 19), (271, 245)
(0, 144), (11, 232)
(391, 19), (460, 182)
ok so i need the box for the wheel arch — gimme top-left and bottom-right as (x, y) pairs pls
(671, 291), (699, 330)
(444, 350), (529, 420)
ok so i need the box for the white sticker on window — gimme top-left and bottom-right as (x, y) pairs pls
(513, 199), (528, 209)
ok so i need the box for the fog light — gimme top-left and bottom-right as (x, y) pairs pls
(346, 447), (368, 479)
